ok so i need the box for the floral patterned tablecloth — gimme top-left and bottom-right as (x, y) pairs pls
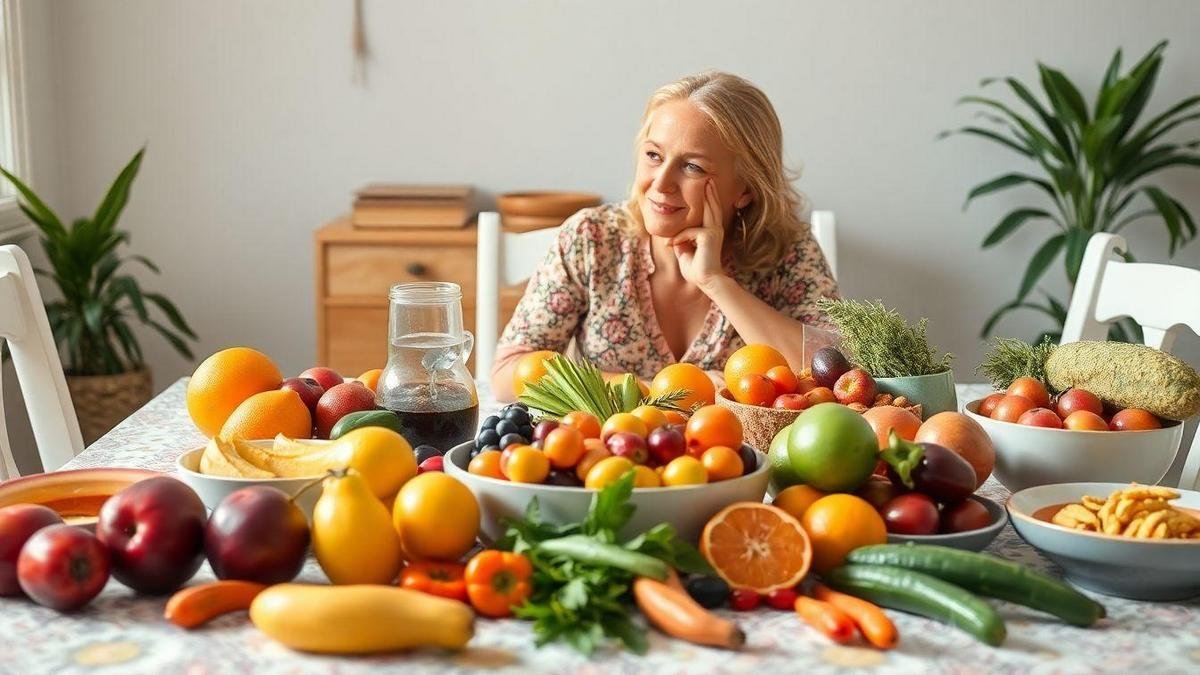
(2, 380), (1198, 674)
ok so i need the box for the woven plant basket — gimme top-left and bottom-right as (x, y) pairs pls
(66, 369), (153, 444)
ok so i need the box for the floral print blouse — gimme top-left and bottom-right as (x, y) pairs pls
(493, 203), (840, 381)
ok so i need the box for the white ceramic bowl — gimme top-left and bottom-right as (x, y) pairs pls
(886, 494), (1007, 551)
(1008, 482), (1200, 600)
(444, 442), (770, 544)
(964, 399), (1184, 492)
(175, 441), (330, 518)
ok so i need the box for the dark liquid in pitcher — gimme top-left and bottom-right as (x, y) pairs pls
(382, 381), (478, 451)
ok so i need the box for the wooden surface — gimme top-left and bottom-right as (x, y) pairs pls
(315, 217), (524, 376)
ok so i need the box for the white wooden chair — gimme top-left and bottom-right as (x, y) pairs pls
(0, 245), (84, 478)
(810, 210), (838, 280)
(474, 212), (563, 378)
(1060, 233), (1200, 490)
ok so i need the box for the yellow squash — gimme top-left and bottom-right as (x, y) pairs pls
(312, 471), (403, 584)
(250, 584), (474, 653)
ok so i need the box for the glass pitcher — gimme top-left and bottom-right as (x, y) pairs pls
(376, 282), (478, 451)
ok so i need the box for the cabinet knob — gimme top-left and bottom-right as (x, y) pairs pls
(406, 262), (427, 276)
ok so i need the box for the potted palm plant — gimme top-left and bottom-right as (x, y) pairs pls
(1, 149), (197, 443)
(944, 40), (1199, 343)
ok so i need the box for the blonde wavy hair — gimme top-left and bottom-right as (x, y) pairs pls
(626, 71), (806, 275)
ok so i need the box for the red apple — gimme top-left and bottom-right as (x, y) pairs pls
(532, 420), (560, 442)
(646, 426), (686, 466)
(314, 382), (378, 439)
(299, 366), (344, 393)
(1063, 410), (1109, 431)
(205, 486), (309, 585)
(833, 369), (877, 407)
(1017, 407), (1064, 429)
(96, 477), (207, 595)
(606, 432), (649, 465)
(418, 456), (444, 473)
(977, 393), (1004, 418)
(1055, 388), (1103, 419)
(0, 504), (64, 596)
(941, 499), (993, 533)
(991, 394), (1035, 423)
(881, 493), (940, 535)
(772, 393), (809, 410)
(280, 377), (325, 413)
(17, 524), (109, 612)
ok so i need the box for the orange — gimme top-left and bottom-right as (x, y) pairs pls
(723, 344), (789, 389)
(700, 503), (812, 593)
(468, 450), (505, 480)
(356, 368), (383, 392)
(561, 411), (602, 439)
(600, 413), (648, 441)
(513, 350), (558, 397)
(218, 389), (312, 440)
(701, 446), (743, 481)
(187, 347), (282, 437)
(393, 473), (479, 561)
(729, 373), (776, 406)
(629, 405), (668, 432)
(661, 455), (708, 486)
(862, 405), (922, 450)
(772, 484), (826, 521)
(662, 410), (689, 425)
(650, 363), (716, 411)
(801, 494), (887, 573)
(584, 456), (635, 489)
(684, 405), (743, 456)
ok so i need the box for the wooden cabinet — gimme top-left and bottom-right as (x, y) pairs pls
(315, 217), (523, 376)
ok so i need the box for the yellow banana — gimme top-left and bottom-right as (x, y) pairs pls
(232, 437), (344, 478)
(200, 437), (275, 478)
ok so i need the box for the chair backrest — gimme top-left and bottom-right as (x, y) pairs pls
(810, 210), (837, 279)
(0, 245), (84, 478)
(1060, 233), (1200, 489)
(474, 212), (562, 379)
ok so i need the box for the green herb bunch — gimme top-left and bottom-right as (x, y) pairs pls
(977, 336), (1056, 389)
(518, 354), (688, 419)
(817, 298), (953, 377)
(498, 471), (712, 655)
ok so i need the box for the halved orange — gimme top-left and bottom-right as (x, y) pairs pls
(699, 502), (812, 593)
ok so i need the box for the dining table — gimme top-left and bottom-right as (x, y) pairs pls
(2, 378), (1198, 675)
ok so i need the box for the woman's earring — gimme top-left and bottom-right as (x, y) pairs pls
(737, 208), (749, 246)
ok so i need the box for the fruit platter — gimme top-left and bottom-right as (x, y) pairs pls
(3, 326), (1200, 673)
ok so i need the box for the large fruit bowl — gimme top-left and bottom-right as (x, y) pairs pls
(964, 399), (1185, 492)
(444, 441), (770, 544)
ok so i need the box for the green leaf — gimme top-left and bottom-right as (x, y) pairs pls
(1000, 77), (1076, 157)
(625, 523), (714, 575)
(109, 275), (149, 321)
(964, 173), (1056, 209)
(0, 165), (66, 239)
(1043, 292), (1070, 323)
(1171, 196), (1197, 239)
(1018, 234), (1066, 300)
(1097, 47), (1123, 106)
(1143, 186), (1184, 255)
(982, 208), (1054, 247)
(602, 614), (648, 655)
(980, 300), (1020, 338)
(1063, 228), (1090, 283)
(82, 299), (104, 335)
(582, 470), (636, 538)
(143, 292), (197, 339)
(1111, 208), (1157, 232)
(939, 125), (1033, 157)
(92, 148), (145, 232)
(145, 318), (194, 360)
(1038, 64), (1089, 130)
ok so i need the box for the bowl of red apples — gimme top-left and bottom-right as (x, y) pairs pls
(965, 377), (1184, 492)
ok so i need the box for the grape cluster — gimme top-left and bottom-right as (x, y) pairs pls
(470, 402), (533, 458)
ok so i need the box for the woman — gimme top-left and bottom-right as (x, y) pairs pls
(491, 71), (839, 402)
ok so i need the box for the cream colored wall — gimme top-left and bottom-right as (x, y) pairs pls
(6, 0), (1200, 472)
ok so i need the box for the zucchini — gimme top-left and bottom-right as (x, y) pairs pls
(824, 564), (1006, 646)
(847, 544), (1105, 627)
(329, 410), (405, 441)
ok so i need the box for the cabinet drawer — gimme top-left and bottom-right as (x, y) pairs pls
(324, 244), (476, 298)
(324, 306), (390, 376)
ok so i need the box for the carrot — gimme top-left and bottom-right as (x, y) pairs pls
(633, 575), (745, 650)
(165, 580), (268, 629)
(813, 582), (898, 649)
(794, 595), (855, 644)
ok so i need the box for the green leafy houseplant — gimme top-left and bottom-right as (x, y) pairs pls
(0, 148), (197, 376)
(945, 40), (1199, 344)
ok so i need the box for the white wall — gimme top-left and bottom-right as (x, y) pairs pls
(8, 0), (1200, 470)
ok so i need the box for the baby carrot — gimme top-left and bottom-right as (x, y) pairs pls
(794, 595), (855, 644)
(813, 582), (899, 649)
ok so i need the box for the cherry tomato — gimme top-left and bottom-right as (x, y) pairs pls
(765, 587), (798, 610)
(881, 493), (940, 535)
(503, 445), (550, 484)
(729, 588), (760, 611)
(941, 498), (993, 533)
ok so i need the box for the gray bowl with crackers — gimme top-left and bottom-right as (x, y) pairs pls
(1008, 482), (1200, 601)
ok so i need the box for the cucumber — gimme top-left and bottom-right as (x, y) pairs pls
(824, 564), (1006, 646)
(329, 410), (405, 441)
(847, 543), (1106, 627)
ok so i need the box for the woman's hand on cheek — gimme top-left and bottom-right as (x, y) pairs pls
(671, 180), (727, 291)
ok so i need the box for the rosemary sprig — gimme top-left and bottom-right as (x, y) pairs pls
(639, 389), (689, 413)
(977, 336), (1055, 389)
(817, 298), (953, 377)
